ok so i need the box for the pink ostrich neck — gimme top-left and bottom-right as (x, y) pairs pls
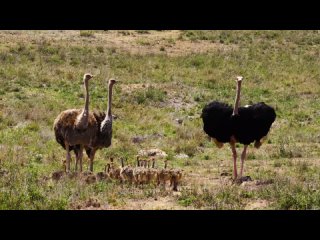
(232, 80), (242, 116)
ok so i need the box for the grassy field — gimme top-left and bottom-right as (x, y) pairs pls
(0, 30), (320, 209)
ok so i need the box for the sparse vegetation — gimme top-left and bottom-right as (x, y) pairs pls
(79, 30), (95, 38)
(0, 30), (320, 209)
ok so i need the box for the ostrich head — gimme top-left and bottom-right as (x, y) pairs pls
(108, 78), (118, 85)
(236, 76), (243, 82)
(83, 73), (94, 82)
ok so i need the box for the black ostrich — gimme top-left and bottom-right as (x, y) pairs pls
(201, 76), (276, 182)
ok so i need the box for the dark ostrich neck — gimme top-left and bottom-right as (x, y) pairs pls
(232, 81), (242, 116)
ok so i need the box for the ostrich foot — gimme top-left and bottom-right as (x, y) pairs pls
(240, 176), (252, 182)
(232, 176), (252, 184)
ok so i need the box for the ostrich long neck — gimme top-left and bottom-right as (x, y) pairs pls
(75, 78), (90, 129)
(84, 79), (89, 115)
(100, 82), (114, 132)
(106, 83), (113, 117)
(232, 81), (242, 115)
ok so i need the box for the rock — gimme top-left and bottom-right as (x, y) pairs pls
(138, 148), (167, 157)
(175, 118), (183, 124)
(175, 153), (189, 159)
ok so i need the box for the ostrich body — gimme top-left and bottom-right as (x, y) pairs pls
(53, 73), (96, 172)
(201, 76), (276, 180)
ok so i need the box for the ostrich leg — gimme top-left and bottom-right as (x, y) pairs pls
(240, 145), (248, 178)
(89, 149), (96, 172)
(78, 145), (84, 172)
(75, 148), (79, 171)
(65, 142), (71, 172)
(75, 145), (84, 172)
(230, 142), (238, 179)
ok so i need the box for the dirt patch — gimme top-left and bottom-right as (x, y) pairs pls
(71, 197), (109, 210)
(167, 96), (195, 110)
(0, 30), (238, 57)
(240, 179), (274, 191)
(121, 82), (196, 110)
(113, 195), (189, 210)
(120, 83), (155, 93)
(132, 133), (163, 144)
(186, 172), (228, 189)
(245, 199), (270, 210)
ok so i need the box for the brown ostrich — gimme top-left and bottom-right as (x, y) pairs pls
(80, 78), (118, 172)
(53, 73), (95, 172)
(54, 77), (118, 172)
